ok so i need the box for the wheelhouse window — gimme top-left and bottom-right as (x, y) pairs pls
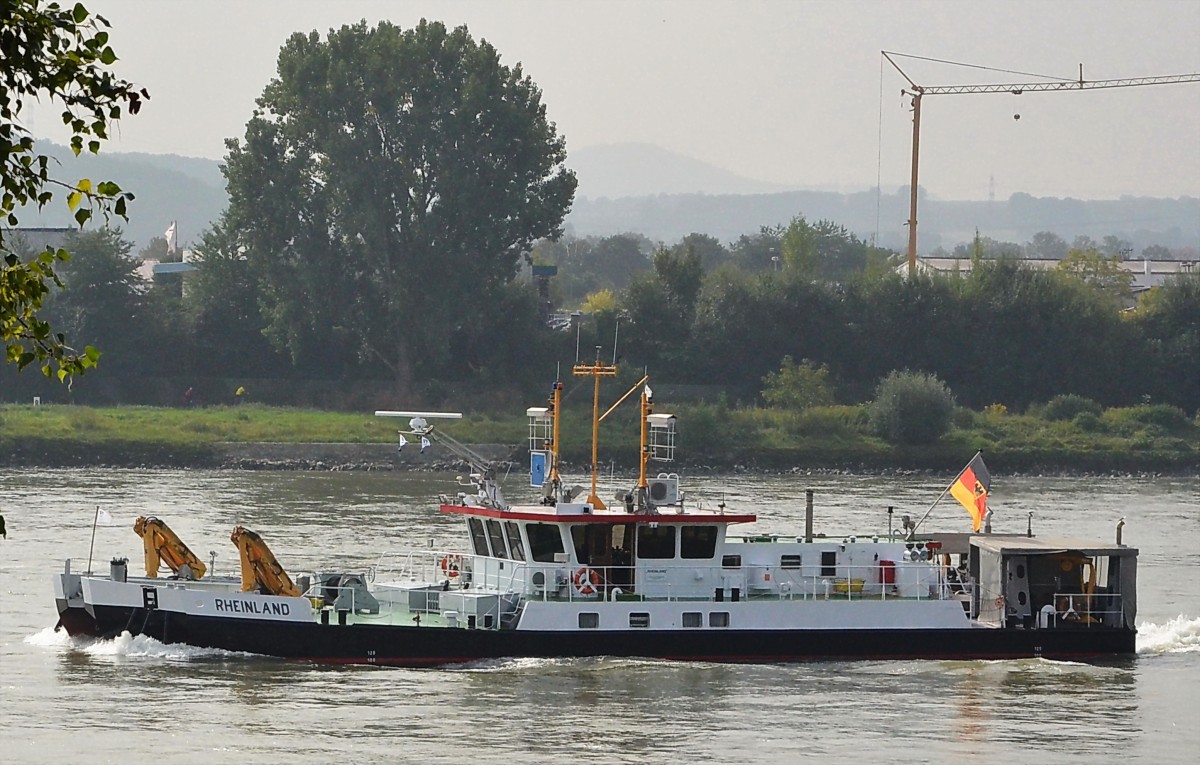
(527, 523), (565, 563)
(467, 518), (489, 557)
(485, 519), (508, 559)
(637, 525), (676, 559)
(680, 526), (718, 559)
(505, 521), (526, 561)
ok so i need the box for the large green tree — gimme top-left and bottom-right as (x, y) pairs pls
(223, 20), (576, 386)
(1, 0), (145, 378)
(41, 228), (145, 366)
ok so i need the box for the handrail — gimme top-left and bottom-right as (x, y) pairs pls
(375, 553), (965, 605)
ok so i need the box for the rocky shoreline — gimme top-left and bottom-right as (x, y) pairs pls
(1, 439), (1193, 477)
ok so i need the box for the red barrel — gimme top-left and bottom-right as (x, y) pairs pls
(879, 560), (896, 584)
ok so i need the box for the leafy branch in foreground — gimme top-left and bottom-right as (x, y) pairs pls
(1, 0), (147, 378)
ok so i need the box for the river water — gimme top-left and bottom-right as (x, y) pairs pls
(2, 469), (1197, 764)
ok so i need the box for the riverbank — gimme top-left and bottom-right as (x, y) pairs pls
(0, 402), (1196, 475)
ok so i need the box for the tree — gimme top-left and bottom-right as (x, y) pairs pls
(761, 356), (834, 410)
(1, 0), (146, 378)
(729, 225), (783, 273)
(1129, 274), (1200, 413)
(223, 20), (576, 386)
(951, 233), (1021, 261)
(1026, 231), (1068, 260)
(1056, 246), (1134, 305)
(41, 228), (145, 366)
(781, 215), (869, 281)
(182, 218), (288, 377)
(670, 233), (728, 272)
(1100, 235), (1132, 258)
(621, 245), (705, 369)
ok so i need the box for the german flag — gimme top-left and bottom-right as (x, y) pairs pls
(950, 452), (991, 532)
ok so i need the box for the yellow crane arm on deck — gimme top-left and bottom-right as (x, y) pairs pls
(230, 526), (301, 597)
(133, 516), (207, 579)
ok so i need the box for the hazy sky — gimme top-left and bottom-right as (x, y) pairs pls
(26, 0), (1200, 201)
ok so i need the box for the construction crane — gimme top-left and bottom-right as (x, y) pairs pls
(882, 51), (1200, 275)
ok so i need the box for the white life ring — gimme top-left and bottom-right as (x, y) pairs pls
(572, 566), (601, 596)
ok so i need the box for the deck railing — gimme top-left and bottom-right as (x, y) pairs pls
(372, 551), (973, 606)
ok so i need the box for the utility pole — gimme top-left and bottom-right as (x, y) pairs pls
(882, 51), (1200, 276)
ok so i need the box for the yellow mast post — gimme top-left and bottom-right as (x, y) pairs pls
(549, 381), (563, 487)
(573, 352), (617, 509)
(639, 384), (652, 491)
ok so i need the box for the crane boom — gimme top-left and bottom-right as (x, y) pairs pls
(882, 51), (1200, 274)
(917, 72), (1200, 96)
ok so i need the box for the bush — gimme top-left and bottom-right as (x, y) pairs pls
(1072, 411), (1104, 432)
(1040, 394), (1102, 421)
(761, 357), (835, 410)
(952, 407), (980, 429)
(867, 370), (956, 445)
(674, 400), (729, 459)
(1103, 404), (1192, 435)
(787, 405), (868, 438)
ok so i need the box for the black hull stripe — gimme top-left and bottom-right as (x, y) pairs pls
(68, 604), (1137, 666)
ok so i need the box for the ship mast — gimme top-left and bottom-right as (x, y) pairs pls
(573, 348), (617, 509)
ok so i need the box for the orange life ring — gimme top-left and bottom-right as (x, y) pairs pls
(440, 554), (462, 578)
(572, 566), (601, 596)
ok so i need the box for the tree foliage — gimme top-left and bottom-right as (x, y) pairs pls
(867, 369), (956, 445)
(223, 19), (575, 385)
(728, 225), (783, 273)
(1128, 274), (1200, 413)
(1, 0), (146, 378)
(41, 228), (144, 363)
(761, 356), (834, 410)
(1056, 246), (1134, 305)
(781, 215), (870, 280)
(621, 245), (705, 369)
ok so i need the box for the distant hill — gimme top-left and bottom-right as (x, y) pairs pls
(17, 142), (228, 251)
(15, 141), (1198, 256)
(567, 142), (795, 198)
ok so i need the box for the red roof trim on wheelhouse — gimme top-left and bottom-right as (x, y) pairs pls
(438, 504), (757, 524)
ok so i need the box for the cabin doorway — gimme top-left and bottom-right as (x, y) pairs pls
(571, 523), (635, 592)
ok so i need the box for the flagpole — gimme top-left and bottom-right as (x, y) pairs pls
(87, 505), (99, 575)
(913, 451), (980, 534)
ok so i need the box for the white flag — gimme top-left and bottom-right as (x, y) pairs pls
(398, 434), (408, 452)
(644, 384), (653, 400)
(164, 221), (178, 254)
(96, 508), (114, 526)
(420, 436), (431, 453)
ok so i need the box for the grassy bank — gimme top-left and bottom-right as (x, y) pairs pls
(0, 402), (1196, 473)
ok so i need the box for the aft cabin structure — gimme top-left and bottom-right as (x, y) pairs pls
(969, 535), (1138, 631)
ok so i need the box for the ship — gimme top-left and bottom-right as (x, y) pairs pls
(53, 361), (1138, 665)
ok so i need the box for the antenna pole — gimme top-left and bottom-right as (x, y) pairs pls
(574, 317), (582, 364)
(87, 505), (99, 575)
(612, 318), (620, 365)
